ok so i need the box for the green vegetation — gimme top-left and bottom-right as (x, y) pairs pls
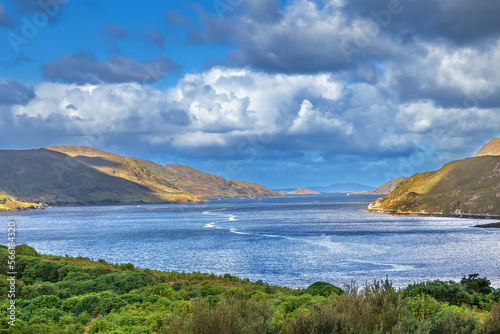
(1, 245), (499, 333)
(0, 147), (281, 208)
(368, 155), (500, 216)
(0, 196), (40, 212)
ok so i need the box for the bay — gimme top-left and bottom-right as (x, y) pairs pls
(2, 194), (499, 288)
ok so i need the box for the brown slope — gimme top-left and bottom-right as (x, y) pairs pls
(163, 164), (283, 198)
(366, 177), (408, 195)
(48, 146), (281, 199)
(0, 148), (188, 206)
(474, 138), (500, 157)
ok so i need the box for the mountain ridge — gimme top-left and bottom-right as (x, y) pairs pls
(367, 139), (500, 217)
(308, 183), (374, 193)
(352, 177), (408, 195)
(0, 146), (281, 211)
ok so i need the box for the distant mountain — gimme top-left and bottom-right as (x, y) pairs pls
(353, 177), (408, 195)
(367, 139), (500, 216)
(0, 146), (281, 210)
(284, 187), (320, 195)
(308, 183), (375, 193)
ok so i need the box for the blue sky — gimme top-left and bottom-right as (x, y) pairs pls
(1, 0), (500, 189)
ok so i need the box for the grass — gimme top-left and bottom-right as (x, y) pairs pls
(369, 156), (500, 216)
(0, 195), (40, 212)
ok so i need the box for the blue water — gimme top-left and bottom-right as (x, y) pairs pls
(2, 194), (499, 288)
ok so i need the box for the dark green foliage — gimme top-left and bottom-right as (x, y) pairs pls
(404, 280), (472, 305)
(15, 244), (40, 257)
(404, 274), (495, 309)
(461, 274), (493, 295)
(305, 281), (344, 297)
(430, 312), (482, 334)
(28, 295), (62, 310)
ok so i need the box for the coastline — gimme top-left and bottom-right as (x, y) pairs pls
(0, 207), (44, 214)
(364, 209), (500, 220)
(0, 194), (286, 214)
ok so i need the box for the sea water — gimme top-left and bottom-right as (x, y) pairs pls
(2, 194), (499, 288)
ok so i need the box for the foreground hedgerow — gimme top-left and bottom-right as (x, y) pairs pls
(0, 245), (499, 333)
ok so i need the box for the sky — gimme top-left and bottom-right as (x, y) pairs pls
(0, 0), (499, 189)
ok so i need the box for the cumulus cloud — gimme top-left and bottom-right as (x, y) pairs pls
(186, 0), (396, 72)
(171, 0), (500, 80)
(6, 67), (499, 162)
(343, 0), (500, 44)
(385, 40), (500, 108)
(41, 52), (179, 84)
(0, 80), (36, 105)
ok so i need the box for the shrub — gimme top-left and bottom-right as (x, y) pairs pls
(151, 284), (174, 298)
(305, 281), (344, 297)
(430, 311), (482, 334)
(460, 274), (493, 295)
(29, 295), (62, 310)
(485, 303), (500, 334)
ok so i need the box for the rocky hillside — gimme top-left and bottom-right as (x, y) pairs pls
(0, 146), (280, 209)
(367, 139), (500, 216)
(474, 138), (500, 157)
(362, 177), (408, 195)
(49, 147), (281, 199)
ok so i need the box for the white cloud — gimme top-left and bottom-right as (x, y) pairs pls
(5, 67), (500, 161)
(289, 99), (352, 134)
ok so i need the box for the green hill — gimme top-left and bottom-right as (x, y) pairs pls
(0, 147), (281, 209)
(367, 139), (500, 216)
(0, 195), (40, 212)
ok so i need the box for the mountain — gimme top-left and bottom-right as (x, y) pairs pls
(308, 183), (375, 193)
(367, 139), (500, 216)
(0, 146), (281, 210)
(284, 187), (320, 195)
(474, 138), (500, 157)
(48, 147), (280, 199)
(354, 177), (408, 195)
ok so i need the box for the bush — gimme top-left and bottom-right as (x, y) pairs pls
(29, 295), (62, 310)
(404, 281), (473, 306)
(460, 274), (493, 295)
(151, 284), (174, 298)
(485, 303), (500, 334)
(430, 312), (482, 334)
(15, 244), (40, 257)
(305, 281), (344, 297)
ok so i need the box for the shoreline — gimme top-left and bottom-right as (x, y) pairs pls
(0, 207), (44, 214)
(0, 195), (285, 214)
(364, 209), (500, 220)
